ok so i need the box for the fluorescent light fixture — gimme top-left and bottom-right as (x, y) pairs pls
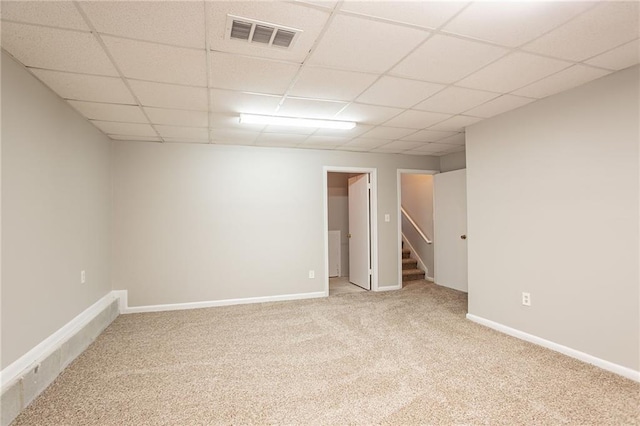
(239, 113), (356, 130)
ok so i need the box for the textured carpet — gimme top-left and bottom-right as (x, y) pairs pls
(12, 281), (640, 425)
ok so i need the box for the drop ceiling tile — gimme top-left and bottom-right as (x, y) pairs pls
(303, 136), (351, 148)
(464, 95), (535, 118)
(383, 110), (451, 129)
(360, 126), (416, 140)
(129, 80), (208, 111)
(255, 133), (308, 147)
(340, 1), (466, 29)
(164, 138), (209, 144)
(443, 2), (594, 47)
(336, 145), (369, 152)
(308, 14), (429, 73)
(334, 103), (403, 125)
(585, 39), (640, 71)
(109, 135), (162, 142)
(523, 2), (639, 61)
(289, 67), (378, 101)
(294, 1), (338, 9)
(1, 23), (118, 76)
(414, 87), (500, 114)
(401, 151), (431, 156)
(401, 129), (457, 142)
(429, 115), (482, 132)
(437, 133), (466, 146)
(210, 129), (260, 144)
(68, 101), (147, 123)
(210, 52), (300, 94)
(391, 34), (508, 84)
(313, 124), (374, 137)
(412, 143), (452, 153)
(357, 76), (445, 108)
(512, 65), (611, 99)
(103, 37), (207, 86)
(342, 138), (388, 149)
(1, 1), (89, 30)
(31, 69), (135, 104)
(79, 1), (205, 48)
(91, 121), (157, 137)
(370, 148), (405, 154)
(297, 139), (343, 149)
(144, 108), (209, 127)
(277, 97), (348, 119)
(155, 126), (209, 140)
(210, 89), (282, 115)
(457, 52), (571, 93)
(207, 2), (330, 63)
(375, 140), (423, 151)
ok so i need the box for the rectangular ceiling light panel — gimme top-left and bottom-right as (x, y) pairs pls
(239, 114), (356, 130)
(226, 15), (302, 49)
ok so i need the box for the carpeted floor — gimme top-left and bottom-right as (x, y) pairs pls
(329, 276), (367, 295)
(12, 281), (640, 425)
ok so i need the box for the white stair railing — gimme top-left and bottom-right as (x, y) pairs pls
(401, 206), (432, 245)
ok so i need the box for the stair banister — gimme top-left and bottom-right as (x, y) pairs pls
(401, 206), (432, 245)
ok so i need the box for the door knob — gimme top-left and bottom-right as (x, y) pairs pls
(460, 235), (467, 240)
(347, 233), (352, 238)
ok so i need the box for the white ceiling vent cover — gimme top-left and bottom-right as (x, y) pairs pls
(226, 15), (302, 50)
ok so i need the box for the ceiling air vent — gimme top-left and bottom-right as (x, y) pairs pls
(226, 15), (302, 50)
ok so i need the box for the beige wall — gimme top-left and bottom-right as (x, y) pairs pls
(112, 142), (439, 306)
(1, 53), (112, 368)
(327, 173), (350, 277)
(439, 150), (466, 173)
(466, 66), (639, 370)
(400, 174), (434, 277)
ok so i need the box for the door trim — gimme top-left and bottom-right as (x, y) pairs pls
(323, 166), (378, 296)
(396, 168), (438, 288)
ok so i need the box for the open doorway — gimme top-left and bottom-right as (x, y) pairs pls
(323, 167), (378, 296)
(397, 169), (437, 288)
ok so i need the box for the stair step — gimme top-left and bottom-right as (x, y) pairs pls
(402, 248), (411, 259)
(402, 268), (425, 282)
(402, 258), (418, 270)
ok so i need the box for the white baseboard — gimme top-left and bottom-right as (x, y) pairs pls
(0, 291), (120, 390)
(376, 284), (402, 292)
(122, 291), (326, 314)
(426, 276), (434, 282)
(112, 290), (128, 314)
(466, 314), (640, 382)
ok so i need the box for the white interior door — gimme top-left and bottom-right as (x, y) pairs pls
(348, 174), (371, 290)
(434, 169), (468, 292)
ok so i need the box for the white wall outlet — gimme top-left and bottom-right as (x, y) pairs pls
(384, 214), (390, 222)
(522, 292), (531, 306)
(81, 270), (86, 284)
(308, 270), (315, 279)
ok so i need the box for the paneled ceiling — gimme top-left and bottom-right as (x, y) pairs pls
(1, 1), (638, 156)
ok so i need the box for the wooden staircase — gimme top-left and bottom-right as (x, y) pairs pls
(402, 246), (426, 282)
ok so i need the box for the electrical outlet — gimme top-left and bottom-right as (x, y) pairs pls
(308, 270), (315, 279)
(81, 270), (86, 284)
(522, 292), (531, 306)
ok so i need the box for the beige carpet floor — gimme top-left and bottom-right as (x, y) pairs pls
(329, 276), (367, 296)
(12, 281), (640, 425)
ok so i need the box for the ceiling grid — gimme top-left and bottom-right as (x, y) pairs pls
(0, 0), (637, 155)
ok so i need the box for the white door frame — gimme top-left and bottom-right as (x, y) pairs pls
(323, 166), (379, 296)
(396, 168), (438, 288)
